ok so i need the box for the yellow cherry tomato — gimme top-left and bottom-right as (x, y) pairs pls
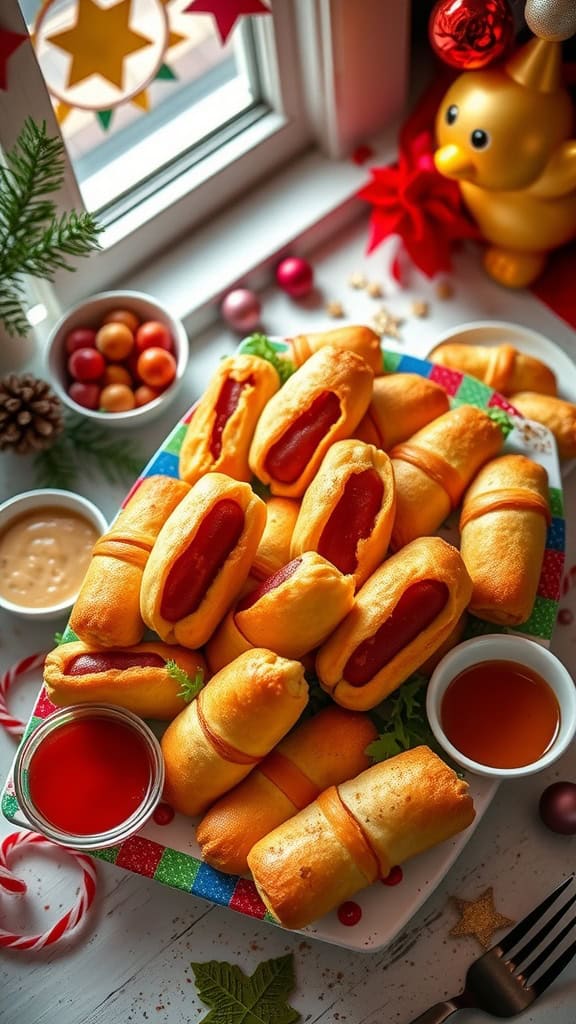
(95, 322), (134, 361)
(100, 384), (136, 413)
(103, 364), (133, 387)
(102, 308), (141, 334)
(134, 384), (161, 407)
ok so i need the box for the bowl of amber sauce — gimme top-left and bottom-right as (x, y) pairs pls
(426, 635), (576, 778)
(13, 704), (165, 849)
(0, 489), (107, 621)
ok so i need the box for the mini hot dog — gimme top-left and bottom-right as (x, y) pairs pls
(285, 325), (383, 375)
(316, 536), (473, 711)
(44, 640), (207, 720)
(179, 354), (280, 485)
(428, 341), (557, 396)
(250, 497), (300, 582)
(140, 473), (266, 648)
(249, 346), (374, 498)
(290, 439), (396, 588)
(508, 391), (576, 460)
(354, 373), (450, 451)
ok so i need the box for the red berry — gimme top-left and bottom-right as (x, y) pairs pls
(135, 320), (173, 353)
(68, 347), (106, 382)
(68, 382), (101, 410)
(65, 327), (97, 354)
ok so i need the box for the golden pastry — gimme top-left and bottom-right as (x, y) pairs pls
(250, 497), (300, 581)
(355, 373), (450, 450)
(161, 648), (308, 817)
(290, 439), (396, 588)
(509, 391), (576, 460)
(459, 453), (550, 625)
(429, 342), (557, 396)
(247, 746), (475, 930)
(316, 536), (473, 711)
(285, 325), (383, 375)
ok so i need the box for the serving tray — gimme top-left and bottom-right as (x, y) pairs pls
(2, 346), (566, 952)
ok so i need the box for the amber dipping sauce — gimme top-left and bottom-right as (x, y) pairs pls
(441, 659), (560, 769)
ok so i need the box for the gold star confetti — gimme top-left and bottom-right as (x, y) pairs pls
(326, 301), (345, 318)
(348, 272), (367, 289)
(372, 307), (403, 340)
(366, 281), (384, 299)
(47, 0), (154, 90)
(435, 280), (454, 300)
(450, 888), (515, 949)
(411, 299), (429, 318)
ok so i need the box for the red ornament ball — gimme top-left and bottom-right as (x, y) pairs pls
(429, 0), (514, 70)
(539, 781), (576, 835)
(221, 288), (261, 333)
(276, 256), (314, 299)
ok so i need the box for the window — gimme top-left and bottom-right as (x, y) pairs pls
(1, 1), (411, 312)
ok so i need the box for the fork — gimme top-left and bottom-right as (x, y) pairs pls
(408, 875), (576, 1022)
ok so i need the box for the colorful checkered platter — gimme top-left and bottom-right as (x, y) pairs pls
(2, 344), (565, 953)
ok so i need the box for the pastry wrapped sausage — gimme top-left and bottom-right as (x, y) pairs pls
(285, 325), (383, 375)
(250, 497), (300, 581)
(140, 473), (266, 648)
(44, 640), (206, 720)
(509, 392), (576, 460)
(247, 745), (475, 930)
(205, 551), (355, 673)
(70, 475), (190, 648)
(179, 354), (280, 485)
(459, 454), (550, 625)
(249, 346), (374, 498)
(196, 706), (377, 875)
(161, 648), (308, 817)
(316, 536), (473, 711)
(390, 405), (504, 550)
(429, 342), (557, 396)
(290, 440), (396, 589)
(355, 374), (450, 451)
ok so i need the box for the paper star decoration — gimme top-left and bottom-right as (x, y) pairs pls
(450, 887), (515, 949)
(0, 28), (27, 91)
(46, 0), (154, 90)
(183, 0), (271, 44)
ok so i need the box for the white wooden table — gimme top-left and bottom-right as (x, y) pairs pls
(1, 217), (576, 1024)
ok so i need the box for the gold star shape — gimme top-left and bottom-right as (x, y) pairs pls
(348, 272), (367, 290)
(326, 300), (345, 318)
(411, 299), (429, 318)
(435, 280), (454, 300)
(372, 308), (403, 340)
(366, 281), (384, 299)
(450, 887), (515, 949)
(47, 0), (154, 90)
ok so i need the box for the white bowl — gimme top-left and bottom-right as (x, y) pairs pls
(46, 290), (189, 428)
(426, 634), (576, 779)
(0, 489), (108, 621)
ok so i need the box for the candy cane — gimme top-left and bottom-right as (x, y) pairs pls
(0, 652), (47, 738)
(0, 831), (98, 951)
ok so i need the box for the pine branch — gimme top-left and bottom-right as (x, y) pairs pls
(33, 416), (146, 489)
(0, 279), (29, 337)
(17, 211), (102, 280)
(33, 434), (78, 490)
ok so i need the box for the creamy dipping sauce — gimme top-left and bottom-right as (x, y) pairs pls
(0, 507), (98, 608)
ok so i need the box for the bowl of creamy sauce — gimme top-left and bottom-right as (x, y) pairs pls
(0, 490), (108, 620)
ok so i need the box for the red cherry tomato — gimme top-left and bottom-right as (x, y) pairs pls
(65, 327), (97, 354)
(136, 347), (177, 389)
(68, 382), (101, 410)
(68, 347), (106, 382)
(102, 308), (140, 334)
(134, 384), (161, 407)
(135, 320), (173, 353)
(95, 322), (134, 361)
(100, 384), (136, 413)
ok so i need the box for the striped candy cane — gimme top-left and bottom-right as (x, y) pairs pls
(0, 831), (98, 950)
(0, 652), (47, 738)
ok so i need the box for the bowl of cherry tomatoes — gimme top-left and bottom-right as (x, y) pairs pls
(45, 290), (189, 426)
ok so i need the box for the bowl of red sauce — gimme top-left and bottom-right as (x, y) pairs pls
(13, 704), (165, 848)
(426, 635), (576, 778)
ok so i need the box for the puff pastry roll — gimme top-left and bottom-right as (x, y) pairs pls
(459, 454), (550, 626)
(509, 392), (576, 460)
(290, 440), (396, 589)
(355, 374), (450, 451)
(429, 342), (557, 396)
(140, 473), (266, 648)
(316, 536), (473, 711)
(390, 404), (504, 550)
(161, 648), (308, 817)
(179, 354), (280, 485)
(197, 705), (377, 875)
(250, 497), (300, 581)
(285, 325), (383, 375)
(249, 346), (374, 498)
(205, 551), (355, 673)
(247, 745), (475, 930)
(70, 475), (190, 648)
(44, 640), (206, 720)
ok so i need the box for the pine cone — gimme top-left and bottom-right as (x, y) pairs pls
(0, 373), (65, 455)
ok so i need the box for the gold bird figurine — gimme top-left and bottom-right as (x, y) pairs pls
(434, 37), (576, 288)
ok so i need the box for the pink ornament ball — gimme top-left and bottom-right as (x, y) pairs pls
(221, 288), (261, 332)
(276, 256), (314, 298)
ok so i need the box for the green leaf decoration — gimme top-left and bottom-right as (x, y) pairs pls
(191, 954), (300, 1024)
(97, 110), (114, 131)
(53, 631), (66, 646)
(366, 674), (441, 764)
(486, 407), (514, 438)
(166, 660), (204, 703)
(34, 414), (146, 489)
(155, 63), (177, 81)
(241, 333), (296, 385)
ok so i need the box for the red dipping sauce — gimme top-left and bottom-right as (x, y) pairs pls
(14, 705), (164, 848)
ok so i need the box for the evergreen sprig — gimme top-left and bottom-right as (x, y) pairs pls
(33, 414), (145, 489)
(0, 118), (102, 337)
